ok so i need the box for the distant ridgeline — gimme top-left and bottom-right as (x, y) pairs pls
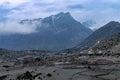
(73, 21), (120, 52)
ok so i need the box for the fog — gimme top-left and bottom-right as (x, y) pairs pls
(0, 21), (38, 35)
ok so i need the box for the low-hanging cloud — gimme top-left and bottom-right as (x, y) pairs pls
(0, 21), (38, 35)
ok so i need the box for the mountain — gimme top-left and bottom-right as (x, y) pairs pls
(74, 21), (120, 52)
(0, 12), (92, 51)
(92, 33), (120, 54)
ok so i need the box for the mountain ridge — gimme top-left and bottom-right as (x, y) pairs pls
(0, 12), (93, 51)
(73, 21), (120, 52)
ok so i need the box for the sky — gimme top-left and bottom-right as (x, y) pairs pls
(0, 0), (120, 34)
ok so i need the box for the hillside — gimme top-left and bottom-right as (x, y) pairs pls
(74, 21), (120, 52)
(92, 33), (120, 54)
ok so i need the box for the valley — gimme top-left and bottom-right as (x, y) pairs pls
(0, 20), (120, 80)
(0, 0), (120, 80)
(0, 52), (120, 80)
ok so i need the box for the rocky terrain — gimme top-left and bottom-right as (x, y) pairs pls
(0, 48), (53, 61)
(0, 53), (120, 80)
(92, 33), (120, 54)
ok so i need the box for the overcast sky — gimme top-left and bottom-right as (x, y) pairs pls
(0, 0), (120, 34)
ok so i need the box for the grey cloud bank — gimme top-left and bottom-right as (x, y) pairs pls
(0, 21), (38, 35)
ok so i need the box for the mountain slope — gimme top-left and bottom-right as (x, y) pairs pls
(92, 33), (120, 54)
(0, 12), (92, 51)
(74, 21), (120, 51)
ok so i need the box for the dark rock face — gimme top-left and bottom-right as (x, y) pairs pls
(0, 12), (92, 51)
(17, 71), (33, 80)
(74, 21), (120, 51)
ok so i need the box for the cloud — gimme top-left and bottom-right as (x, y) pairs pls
(0, 0), (30, 9)
(0, 21), (38, 35)
(67, 4), (83, 9)
(0, 0), (120, 33)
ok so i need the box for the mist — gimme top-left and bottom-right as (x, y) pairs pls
(0, 21), (38, 35)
